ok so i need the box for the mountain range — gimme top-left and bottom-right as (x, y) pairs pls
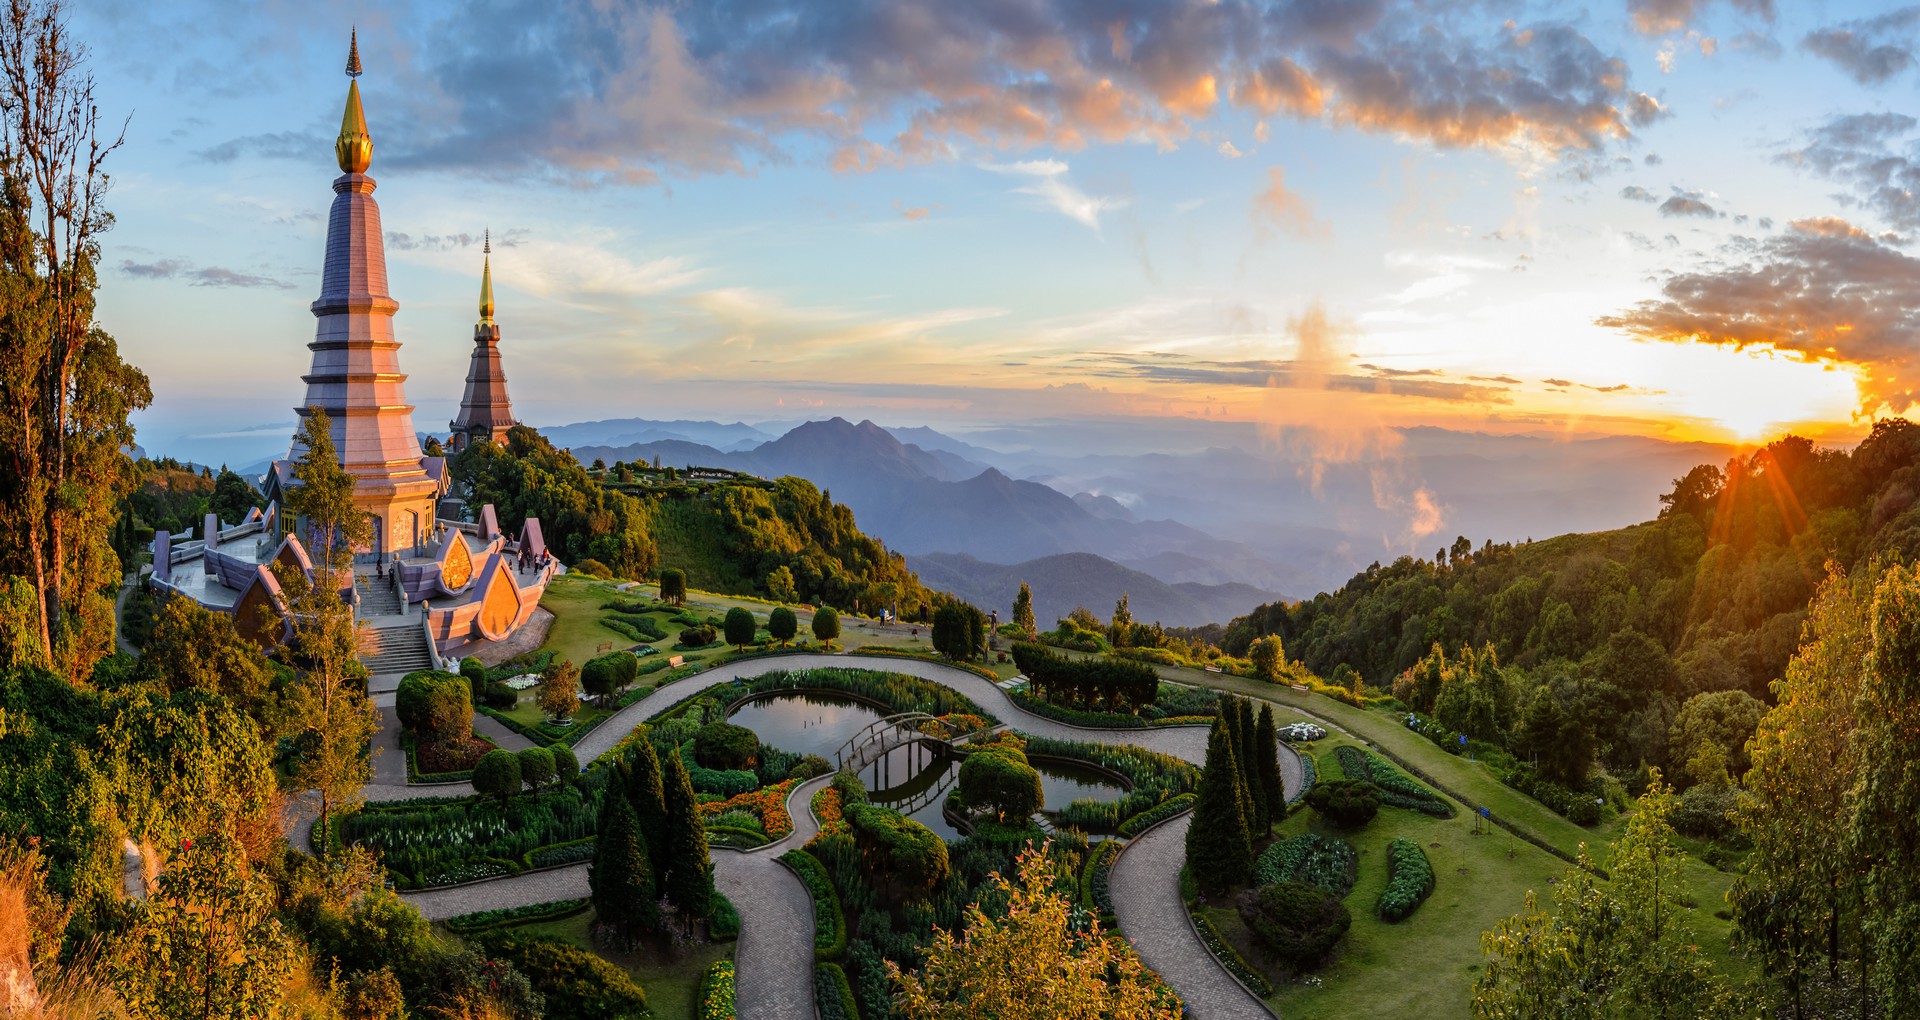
(907, 551), (1282, 629)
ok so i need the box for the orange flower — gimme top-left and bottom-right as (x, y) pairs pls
(700, 779), (797, 840)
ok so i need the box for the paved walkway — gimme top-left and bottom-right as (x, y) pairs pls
(471, 711), (537, 753)
(1113, 813), (1273, 1020)
(357, 654), (1286, 1020)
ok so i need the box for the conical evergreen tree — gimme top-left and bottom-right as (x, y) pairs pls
(1234, 698), (1268, 834)
(1256, 704), (1285, 829)
(660, 741), (714, 928)
(1186, 717), (1253, 894)
(628, 731), (670, 868)
(1221, 703), (1257, 836)
(590, 794), (658, 946)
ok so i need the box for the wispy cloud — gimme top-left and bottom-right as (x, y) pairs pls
(1800, 7), (1920, 85)
(982, 160), (1124, 232)
(119, 258), (292, 290)
(1251, 166), (1327, 239)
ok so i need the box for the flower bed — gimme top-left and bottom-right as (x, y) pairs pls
(1280, 721), (1326, 742)
(1377, 837), (1435, 921)
(502, 674), (540, 691)
(344, 781), (602, 888)
(780, 849), (848, 959)
(700, 779), (797, 840)
(816, 962), (859, 1020)
(524, 838), (596, 870)
(444, 898), (589, 935)
(697, 961), (736, 1020)
(1254, 834), (1356, 897)
(1290, 752), (1317, 805)
(810, 786), (848, 843)
(1335, 746), (1453, 817)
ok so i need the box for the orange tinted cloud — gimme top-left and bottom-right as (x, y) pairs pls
(1251, 166), (1328, 240)
(1597, 217), (1920, 412)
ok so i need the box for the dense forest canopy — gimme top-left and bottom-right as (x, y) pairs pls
(1230, 425), (1920, 696)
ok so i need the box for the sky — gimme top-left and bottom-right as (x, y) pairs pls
(67, 0), (1920, 465)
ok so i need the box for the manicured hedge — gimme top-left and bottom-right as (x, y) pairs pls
(1081, 838), (1123, 914)
(1011, 642), (1158, 709)
(780, 849), (848, 959)
(1008, 690), (1147, 728)
(1192, 911), (1275, 996)
(1118, 793), (1195, 837)
(710, 890), (741, 940)
(1377, 837), (1435, 922)
(445, 898), (589, 935)
(601, 616), (666, 644)
(524, 837), (596, 870)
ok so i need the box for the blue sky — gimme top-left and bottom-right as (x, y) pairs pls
(70, 0), (1920, 464)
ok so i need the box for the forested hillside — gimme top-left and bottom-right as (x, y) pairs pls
(1222, 424), (1920, 776)
(454, 424), (946, 618)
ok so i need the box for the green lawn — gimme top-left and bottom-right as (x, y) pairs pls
(502, 911), (733, 1020)
(1198, 764), (1566, 1018)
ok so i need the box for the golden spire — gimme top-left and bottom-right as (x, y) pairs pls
(335, 30), (372, 174)
(478, 230), (494, 325)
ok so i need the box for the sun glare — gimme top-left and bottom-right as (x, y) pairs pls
(1647, 345), (1862, 445)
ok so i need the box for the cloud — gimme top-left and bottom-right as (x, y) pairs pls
(1251, 166), (1327, 239)
(118, 258), (293, 289)
(1620, 184), (1658, 203)
(196, 130), (320, 163)
(1779, 112), (1920, 231)
(982, 159), (1123, 231)
(1800, 7), (1920, 85)
(1596, 216), (1920, 412)
(196, 1), (1668, 187)
(1659, 188), (1721, 218)
(1628, 0), (1774, 36)
(900, 206), (931, 220)
(1218, 140), (1244, 159)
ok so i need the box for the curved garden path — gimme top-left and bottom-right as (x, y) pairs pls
(373, 653), (1297, 1020)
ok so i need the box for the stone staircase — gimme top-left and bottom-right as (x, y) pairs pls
(359, 624), (433, 676)
(355, 575), (403, 616)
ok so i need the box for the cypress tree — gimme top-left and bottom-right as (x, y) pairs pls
(1256, 704), (1285, 830)
(660, 742), (714, 928)
(1234, 698), (1268, 834)
(1223, 703), (1257, 836)
(628, 732), (670, 868)
(1186, 718), (1253, 894)
(589, 794), (658, 946)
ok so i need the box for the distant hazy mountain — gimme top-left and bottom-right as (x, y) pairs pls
(541, 418), (777, 453)
(909, 551), (1286, 629)
(568, 417), (1322, 592)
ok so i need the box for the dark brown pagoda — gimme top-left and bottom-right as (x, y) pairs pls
(449, 232), (520, 452)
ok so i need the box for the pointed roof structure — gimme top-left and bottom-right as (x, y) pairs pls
(273, 30), (444, 559)
(449, 229), (520, 451)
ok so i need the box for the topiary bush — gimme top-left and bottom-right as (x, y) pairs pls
(1305, 779), (1380, 828)
(695, 721), (760, 771)
(517, 746), (556, 791)
(480, 936), (649, 1020)
(472, 749), (521, 804)
(395, 670), (473, 741)
(1377, 837), (1435, 922)
(459, 656), (488, 691)
(1239, 880), (1352, 966)
(958, 745), (1043, 822)
(551, 744), (579, 786)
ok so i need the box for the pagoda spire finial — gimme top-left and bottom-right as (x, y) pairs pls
(478, 230), (495, 325)
(335, 29), (372, 174)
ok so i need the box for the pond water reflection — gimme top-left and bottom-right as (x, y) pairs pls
(728, 691), (1127, 842)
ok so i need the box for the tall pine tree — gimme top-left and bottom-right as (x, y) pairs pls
(1186, 716), (1253, 894)
(661, 741), (714, 929)
(1255, 704), (1285, 830)
(589, 794), (658, 946)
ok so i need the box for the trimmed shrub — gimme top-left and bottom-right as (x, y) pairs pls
(518, 746), (557, 791)
(695, 721), (760, 771)
(472, 749), (521, 804)
(1377, 837), (1435, 922)
(958, 745), (1043, 822)
(582, 651), (641, 705)
(484, 936), (649, 1020)
(1305, 780), (1380, 828)
(769, 605), (799, 644)
(445, 898), (588, 934)
(1239, 880), (1351, 965)
(479, 681), (515, 710)
(724, 606), (757, 649)
(812, 606), (840, 647)
(710, 890), (741, 940)
(395, 670), (472, 741)
(816, 962), (859, 1020)
(572, 558), (612, 579)
(459, 656), (487, 691)
(846, 803), (950, 895)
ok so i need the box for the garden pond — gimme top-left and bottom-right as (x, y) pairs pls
(728, 691), (1127, 840)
